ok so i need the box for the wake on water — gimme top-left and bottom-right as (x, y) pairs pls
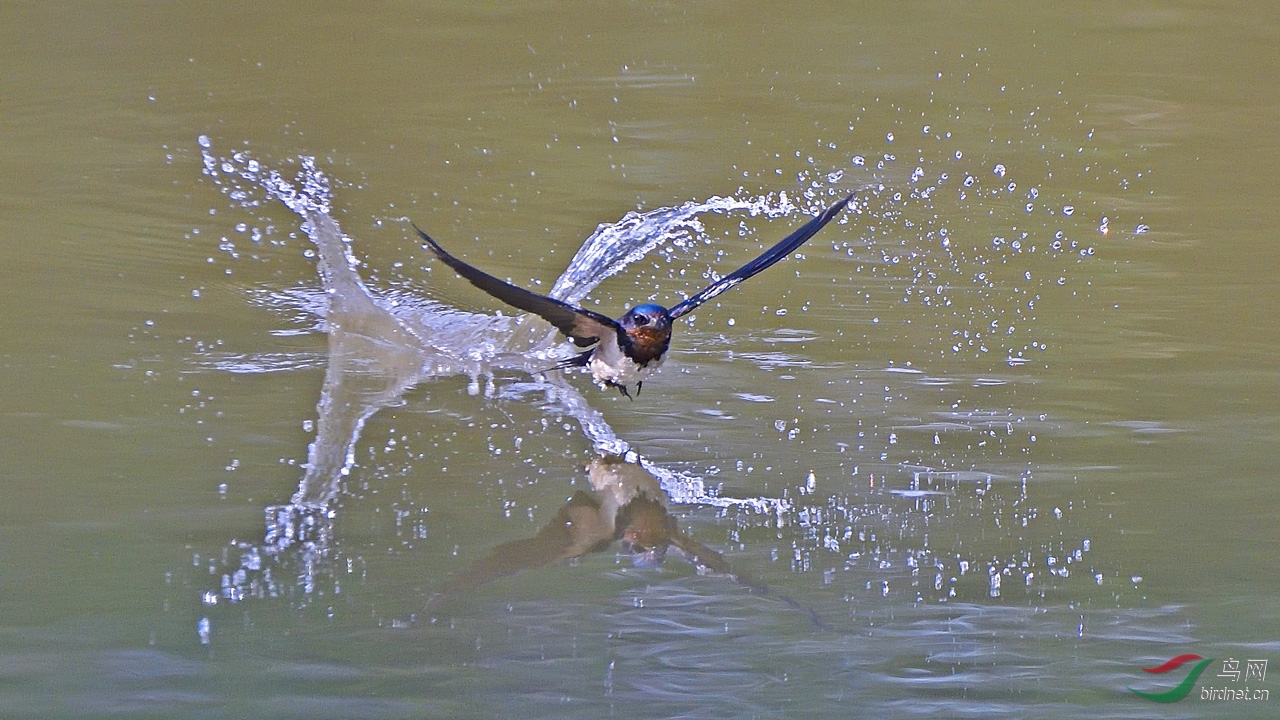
(201, 141), (850, 505)
(195, 141), (854, 611)
(192, 136), (1125, 631)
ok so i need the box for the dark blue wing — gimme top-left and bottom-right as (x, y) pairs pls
(412, 223), (621, 347)
(667, 194), (852, 320)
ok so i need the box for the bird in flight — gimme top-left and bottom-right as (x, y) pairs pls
(413, 193), (852, 397)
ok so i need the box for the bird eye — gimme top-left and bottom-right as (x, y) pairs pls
(636, 314), (649, 325)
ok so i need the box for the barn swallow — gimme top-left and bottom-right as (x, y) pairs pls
(412, 193), (852, 397)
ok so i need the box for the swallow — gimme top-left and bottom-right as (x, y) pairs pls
(413, 193), (852, 397)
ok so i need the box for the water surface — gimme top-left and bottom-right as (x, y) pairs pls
(3, 2), (1280, 718)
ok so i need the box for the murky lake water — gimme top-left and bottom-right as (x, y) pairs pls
(5, 3), (1280, 717)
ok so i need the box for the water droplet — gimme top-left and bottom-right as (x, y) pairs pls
(993, 164), (1006, 178)
(885, 133), (894, 143)
(197, 135), (211, 149)
(851, 156), (865, 166)
(1062, 205), (1075, 216)
(1134, 224), (1150, 234)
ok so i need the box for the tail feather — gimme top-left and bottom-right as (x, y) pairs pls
(550, 350), (593, 371)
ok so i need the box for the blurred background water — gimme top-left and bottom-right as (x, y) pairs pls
(3, 2), (1279, 717)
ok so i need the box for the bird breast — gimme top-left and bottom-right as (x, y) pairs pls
(623, 326), (671, 365)
(588, 337), (663, 388)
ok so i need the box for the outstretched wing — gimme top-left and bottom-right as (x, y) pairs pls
(667, 194), (852, 320)
(412, 223), (621, 347)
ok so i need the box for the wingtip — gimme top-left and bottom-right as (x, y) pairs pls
(829, 192), (854, 217)
(409, 220), (448, 258)
(807, 193), (853, 226)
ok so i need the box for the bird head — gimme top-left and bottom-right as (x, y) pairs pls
(618, 303), (673, 364)
(616, 494), (675, 567)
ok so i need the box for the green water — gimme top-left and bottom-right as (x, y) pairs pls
(3, 2), (1279, 717)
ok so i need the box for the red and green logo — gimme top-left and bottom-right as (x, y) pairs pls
(1129, 654), (1214, 702)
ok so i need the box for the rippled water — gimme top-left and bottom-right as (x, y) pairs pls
(179, 136), (1148, 716)
(6, 3), (1280, 718)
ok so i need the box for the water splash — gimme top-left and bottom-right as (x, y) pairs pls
(192, 136), (1121, 620)
(195, 143), (811, 612)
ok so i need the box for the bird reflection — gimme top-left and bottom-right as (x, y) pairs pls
(427, 455), (824, 628)
(430, 456), (738, 608)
